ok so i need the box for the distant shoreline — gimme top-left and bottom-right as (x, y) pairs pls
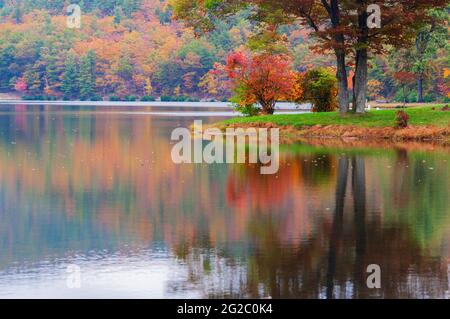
(0, 98), (444, 109)
(0, 100), (232, 107)
(0, 100), (311, 110)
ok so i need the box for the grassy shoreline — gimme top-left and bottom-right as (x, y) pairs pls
(214, 106), (450, 142)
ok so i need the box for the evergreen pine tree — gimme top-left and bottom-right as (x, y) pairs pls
(122, 0), (141, 18)
(79, 51), (97, 100)
(113, 6), (123, 25)
(61, 53), (79, 99)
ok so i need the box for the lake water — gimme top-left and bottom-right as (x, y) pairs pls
(0, 104), (449, 299)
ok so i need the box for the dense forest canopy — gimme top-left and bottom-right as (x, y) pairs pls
(0, 0), (448, 102)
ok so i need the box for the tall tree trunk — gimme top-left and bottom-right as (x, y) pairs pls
(262, 102), (276, 115)
(322, 0), (349, 113)
(260, 100), (275, 115)
(335, 49), (349, 113)
(353, 48), (368, 113)
(353, 1), (369, 114)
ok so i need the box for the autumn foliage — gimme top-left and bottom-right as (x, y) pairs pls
(225, 51), (296, 115)
(396, 110), (410, 129)
(14, 77), (28, 92)
(0, 0), (448, 106)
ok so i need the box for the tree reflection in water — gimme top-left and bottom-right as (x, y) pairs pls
(175, 151), (449, 299)
(0, 108), (448, 298)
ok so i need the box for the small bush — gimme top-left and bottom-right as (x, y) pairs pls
(109, 96), (121, 101)
(394, 90), (418, 103)
(298, 68), (338, 112)
(124, 95), (138, 102)
(141, 95), (155, 102)
(22, 95), (40, 100)
(423, 94), (434, 103)
(234, 104), (260, 117)
(395, 110), (410, 128)
(161, 95), (191, 102)
(90, 95), (103, 101)
(23, 95), (57, 100)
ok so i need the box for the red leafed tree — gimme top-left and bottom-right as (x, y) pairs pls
(14, 77), (28, 92)
(225, 51), (296, 115)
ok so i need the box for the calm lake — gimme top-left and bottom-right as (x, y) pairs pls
(0, 104), (449, 299)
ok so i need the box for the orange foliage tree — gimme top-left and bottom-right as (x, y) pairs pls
(14, 77), (27, 92)
(225, 51), (296, 115)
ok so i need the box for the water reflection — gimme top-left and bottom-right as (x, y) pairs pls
(0, 105), (449, 299)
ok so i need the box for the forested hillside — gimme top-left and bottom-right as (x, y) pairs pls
(0, 0), (448, 102)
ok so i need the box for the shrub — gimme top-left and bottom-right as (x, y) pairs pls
(394, 90), (417, 103)
(109, 96), (121, 101)
(141, 95), (155, 102)
(234, 104), (260, 117)
(23, 95), (58, 100)
(423, 94), (435, 103)
(395, 110), (410, 128)
(299, 68), (338, 112)
(125, 95), (138, 102)
(160, 95), (192, 102)
(90, 95), (103, 101)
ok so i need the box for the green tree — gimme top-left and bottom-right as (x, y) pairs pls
(61, 53), (79, 99)
(155, 6), (172, 25)
(0, 46), (17, 91)
(113, 5), (123, 25)
(122, 0), (141, 18)
(79, 51), (97, 100)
